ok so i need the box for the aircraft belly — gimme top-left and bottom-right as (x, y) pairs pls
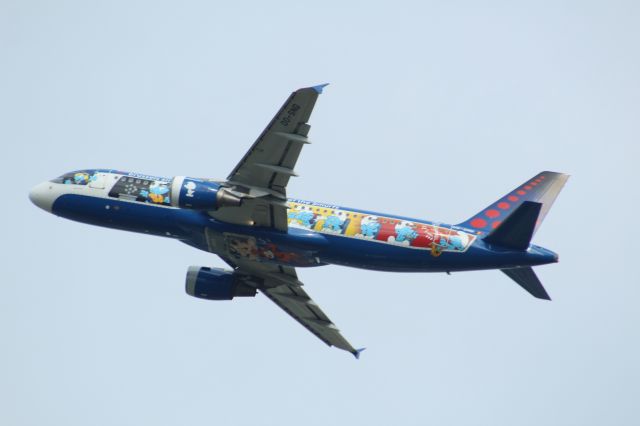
(202, 221), (328, 268)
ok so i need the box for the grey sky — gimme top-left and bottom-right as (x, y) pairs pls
(2, 1), (639, 425)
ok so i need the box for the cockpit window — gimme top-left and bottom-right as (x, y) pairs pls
(51, 170), (96, 185)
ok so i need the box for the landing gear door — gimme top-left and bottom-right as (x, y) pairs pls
(89, 172), (106, 189)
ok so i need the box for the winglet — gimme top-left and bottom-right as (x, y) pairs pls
(311, 83), (329, 94)
(352, 347), (366, 359)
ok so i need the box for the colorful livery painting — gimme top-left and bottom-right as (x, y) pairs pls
(287, 201), (476, 256)
(30, 84), (568, 358)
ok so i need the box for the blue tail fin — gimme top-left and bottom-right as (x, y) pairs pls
(483, 201), (541, 250)
(456, 171), (569, 235)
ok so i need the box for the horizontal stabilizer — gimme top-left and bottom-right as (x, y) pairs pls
(352, 347), (366, 359)
(483, 201), (541, 250)
(501, 267), (551, 300)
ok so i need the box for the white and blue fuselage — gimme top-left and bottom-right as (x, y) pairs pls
(29, 169), (557, 273)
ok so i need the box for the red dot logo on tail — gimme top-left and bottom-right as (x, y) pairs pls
(470, 218), (487, 228)
(485, 209), (500, 218)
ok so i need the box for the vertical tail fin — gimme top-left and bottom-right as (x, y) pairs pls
(456, 171), (569, 235)
(483, 201), (541, 250)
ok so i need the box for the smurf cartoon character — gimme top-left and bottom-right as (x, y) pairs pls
(288, 205), (316, 229)
(358, 215), (381, 239)
(72, 172), (90, 185)
(444, 233), (470, 252)
(388, 221), (418, 246)
(257, 242), (276, 261)
(144, 182), (170, 204)
(430, 231), (470, 256)
(322, 211), (346, 234)
(184, 181), (196, 197)
(227, 236), (258, 260)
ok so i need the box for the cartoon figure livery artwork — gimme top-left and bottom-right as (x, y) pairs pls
(29, 85), (569, 358)
(143, 181), (171, 205)
(389, 221), (418, 246)
(287, 205), (316, 229)
(359, 216), (381, 239)
(322, 211), (347, 234)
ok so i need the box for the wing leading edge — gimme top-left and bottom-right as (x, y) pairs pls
(226, 83), (326, 194)
(209, 84), (326, 231)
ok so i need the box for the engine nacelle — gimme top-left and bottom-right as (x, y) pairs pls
(185, 266), (257, 301)
(171, 176), (241, 210)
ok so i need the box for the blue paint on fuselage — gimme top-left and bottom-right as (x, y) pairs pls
(316, 233), (553, 272)
(51, 193), (557, 273)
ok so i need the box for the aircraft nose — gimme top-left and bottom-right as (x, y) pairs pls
(29, 181), (56, 212)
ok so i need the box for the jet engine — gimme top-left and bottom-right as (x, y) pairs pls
(185, 266), (257, 301)
(171, 176), (242, 210)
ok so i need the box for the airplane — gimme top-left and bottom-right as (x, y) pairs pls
(29, 84), (569, 358)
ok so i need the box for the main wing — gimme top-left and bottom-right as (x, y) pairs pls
(205, 86), (362, 357)
(219, 254), (362, 358)
(227, 84), (326, 194)
(210, 84), (327, 231)
(260, 271), (363, 358)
